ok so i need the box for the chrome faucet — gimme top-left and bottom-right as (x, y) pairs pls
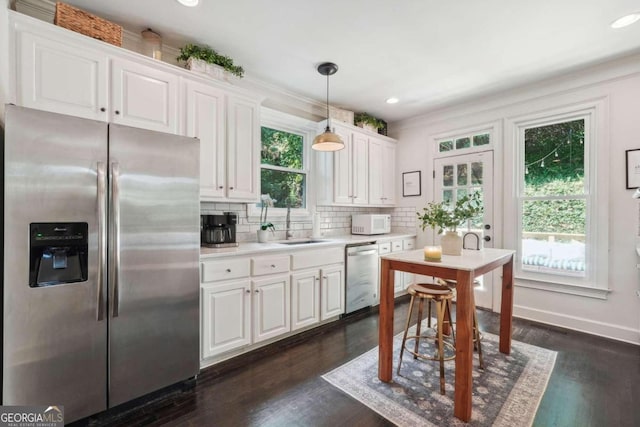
(285, 206), (294, 240)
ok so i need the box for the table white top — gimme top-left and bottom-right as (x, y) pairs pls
(380, 248), (515, 271)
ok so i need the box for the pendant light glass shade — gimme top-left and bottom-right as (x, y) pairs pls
(312, 62), (344, 152)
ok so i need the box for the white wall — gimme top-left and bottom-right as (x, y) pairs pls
(0, 0), (11, 125)
(392, 52), (640, 344)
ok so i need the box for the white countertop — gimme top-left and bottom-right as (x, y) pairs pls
(200, 232), (417, 259)
(381, 248), (515, 271)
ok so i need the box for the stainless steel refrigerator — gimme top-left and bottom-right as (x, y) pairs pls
(2, 105), (200, 423)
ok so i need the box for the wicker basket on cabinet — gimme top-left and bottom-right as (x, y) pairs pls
(54, 2), (122, 47)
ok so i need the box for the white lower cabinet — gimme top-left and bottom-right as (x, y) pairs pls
(252, 274), (291, 343)
(321, 265), (345, 320)
(201, 279), (251, 359)
(291, 270), (321, 331)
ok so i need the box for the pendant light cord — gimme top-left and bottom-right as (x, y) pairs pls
(326, 73), (331, 129)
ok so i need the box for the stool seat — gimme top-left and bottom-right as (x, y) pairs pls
(408, 282), (453, 296)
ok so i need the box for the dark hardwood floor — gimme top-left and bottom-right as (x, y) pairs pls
(73, 298), (640, 427)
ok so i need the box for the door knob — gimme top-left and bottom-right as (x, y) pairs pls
(484, 236), (491, 242)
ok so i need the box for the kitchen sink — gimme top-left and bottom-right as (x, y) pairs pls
(277, 239), (328, 245)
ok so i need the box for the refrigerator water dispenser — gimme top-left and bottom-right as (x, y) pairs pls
(29, 222), (88, 287)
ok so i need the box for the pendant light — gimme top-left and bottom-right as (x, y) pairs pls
(312, 62), (345, 151)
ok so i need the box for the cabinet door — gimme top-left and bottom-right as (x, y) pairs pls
(185, 80), (226, 200)
(381, 141), (396, 205)
(352, 132), (369, 205)
(291, 270), (320, 331)
(16, 30), (108, 121)
(368, 138), (384, 205)
(227, 95), (259, 201)
(252, 275), (290, 343)
(333, 127), (353, 204)
(111, 58), (178, 134)
(321, 264), (345, 320)
(201, 280), (251, 359)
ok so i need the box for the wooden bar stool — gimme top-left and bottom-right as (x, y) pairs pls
(437, 278), (484, 369)
(397, 282), (455, 394)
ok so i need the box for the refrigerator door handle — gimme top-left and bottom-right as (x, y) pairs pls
(110, 162), (121, 317)
(97, 162), (106, 321)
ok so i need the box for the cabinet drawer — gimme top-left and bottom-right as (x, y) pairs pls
(292, 248), (344, 270)
(391, 240), (403, 252)
(378, 242), (391, 255)
(201, 258), (250, 282)
(403, 239), (415, 250)
(252, 255), (290, 276)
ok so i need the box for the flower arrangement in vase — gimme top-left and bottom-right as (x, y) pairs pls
(258, 194), (275, 242)
(416, 192), (483, 255)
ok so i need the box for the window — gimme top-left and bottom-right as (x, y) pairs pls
(260, 126), (306, 208)
(438, 131), (491, 153)
(519, 118), (586, 277)
(254, 108), (317, 216)
(511, 102), (609, 293)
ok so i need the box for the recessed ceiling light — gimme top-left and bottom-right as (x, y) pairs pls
(176, 0), (199, 7)
(610, 13), (640, 29)
(386, 97), (399, 104)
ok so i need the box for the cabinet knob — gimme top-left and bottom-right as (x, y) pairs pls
(100, 107), (106, 112)
(484, 236), (491, 242)
(114, 110), (120, 115)
(271, 264), (276, 268)
(323, 276), (328, 280)
(218, 186), (224, 189)
(315, 277), (319, 281)
(255, 289), (260, 293)
(229, 187), (234, 190)
(245, 289), (251, 294)
(226, 269), (231, 273)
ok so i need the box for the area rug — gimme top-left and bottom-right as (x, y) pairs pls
(322, 322), (556, 427)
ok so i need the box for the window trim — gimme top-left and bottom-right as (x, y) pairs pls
(505, 99), (610, 294)
(249, 108), (318, 219)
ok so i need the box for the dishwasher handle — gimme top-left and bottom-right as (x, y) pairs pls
(348, 249), (378, 256)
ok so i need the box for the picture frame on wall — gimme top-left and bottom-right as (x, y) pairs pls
(402, 171), (421, 197)
(625, 149), (640, 189)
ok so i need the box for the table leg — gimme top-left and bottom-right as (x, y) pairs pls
(453, 269), (474, 422)
(378, 259), (395, 382)
(499, 255), (514, 354)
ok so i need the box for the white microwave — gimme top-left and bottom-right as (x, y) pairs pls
(351, 214), (391, 235)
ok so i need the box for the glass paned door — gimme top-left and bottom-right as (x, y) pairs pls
(434, 151), (494, 309)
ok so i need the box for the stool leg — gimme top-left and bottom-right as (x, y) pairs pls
(474, 309), (484, 369)
(427, 298), (432, 328)
(447, 299), (456, 345)
(414, 298), (424, 360)
(397, 295), (416, 375)
(436, 298), (446, 395)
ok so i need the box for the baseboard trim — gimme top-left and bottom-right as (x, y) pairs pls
(514, 304), (640, 345)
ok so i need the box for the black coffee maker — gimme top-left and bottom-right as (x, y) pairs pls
(201, 212), (238, 248)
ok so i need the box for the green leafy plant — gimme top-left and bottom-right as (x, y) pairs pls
(417, 192), (483, 234)
(177, 43), (244, 78)
(354, 112), (386, 130)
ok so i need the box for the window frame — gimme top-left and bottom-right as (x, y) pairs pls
(434, 126), (494, 157)
(506, 100), (609, 297)
(249, 108), (318, 219)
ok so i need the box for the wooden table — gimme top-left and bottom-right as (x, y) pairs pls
(378, 248), (515, 422)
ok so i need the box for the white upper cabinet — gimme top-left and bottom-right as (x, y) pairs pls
(15, 30), (108, 121)
(369, 138), (396, 205)
(317, 121), (397, 207)
(226, 95), (260, 201)
(333, 124), (369, 205)
(184, 80), (226, 200)
(111, 58), (179, 134)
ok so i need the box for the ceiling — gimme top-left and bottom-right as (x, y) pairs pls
(64, 0), (640, 123)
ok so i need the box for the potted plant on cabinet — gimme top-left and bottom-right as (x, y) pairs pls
(177, 43), (245, 81)
(257, 194), (276, 243)
(417, 192), (483, 255)
(354, 112), (386, 134)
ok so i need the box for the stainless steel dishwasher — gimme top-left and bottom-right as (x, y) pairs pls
(345, 242), (379, 314)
